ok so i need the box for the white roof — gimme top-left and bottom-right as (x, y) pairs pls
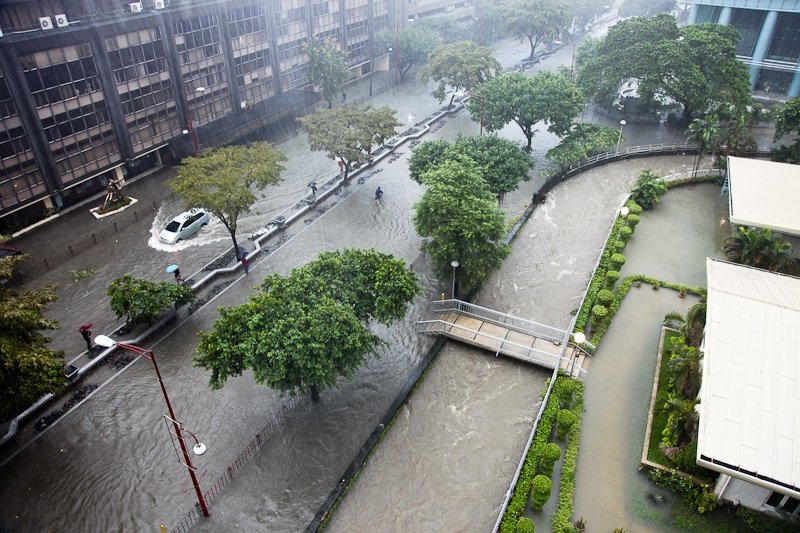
(699, 258), (800, 496)
(728, 156), (800, 236)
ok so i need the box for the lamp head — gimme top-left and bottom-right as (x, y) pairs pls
(573, 331), (586, 345)
(620, 119), (626, 126)
(451, 260), (460, 268)
(193, 443), (207, 456)
(94, 335), (116, 348)
(620, 206), (630, 217)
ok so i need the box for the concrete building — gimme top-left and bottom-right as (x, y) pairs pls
(699, 258), (800, 519)
(0, 0), (393, 234)
(686, 0), (800, 102)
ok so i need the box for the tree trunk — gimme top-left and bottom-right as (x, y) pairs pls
(311, 385), (320, 402)
(228, 229), (241, 261)
(525, 134), (533, 151)
(528, 35), (537, 61)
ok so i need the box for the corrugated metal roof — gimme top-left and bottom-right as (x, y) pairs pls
(728, 156), (800, 236)
(700, 258), (800, 494)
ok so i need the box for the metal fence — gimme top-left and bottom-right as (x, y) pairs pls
(14, 197), (172, 284)
(170, 395), (301, 533)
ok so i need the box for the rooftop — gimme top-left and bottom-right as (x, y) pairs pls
(728, 156), (800, 236)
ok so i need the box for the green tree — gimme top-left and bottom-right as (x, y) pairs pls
(715, 112), (757, 168)
(499, 0), (572, 61)
(546, 123), (620, 166)
(685, 115), (720, 178)
(772, 98), (800, 164)
(660, 394), (699, 448)
(0, 248), (65, 421)
(577, 16), (751, 122)
(194, 249), (421, 402)
(413, 156), (508, 293)
(417, 41), (501, 108)
(298, 105), (400, 180)
(723, 226), (798, 274)
(376, 26), (439, 81)
(469, 71), (583, 151)
(408, 135), (534, 201)
(305, 36), (352, 109)
(108, 274), (195, 325)
(169, 142), (286, 255)
(630, 170), (667, 210)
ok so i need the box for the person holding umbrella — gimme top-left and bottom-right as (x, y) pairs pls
(166, 264), (182, 283)
(79, 323), (93, 352)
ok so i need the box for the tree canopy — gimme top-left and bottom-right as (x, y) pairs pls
(469, 71), (584, 150)
(577, 15), (751, 121)
(417, 41), (501, 107)
(194, 248), (421, 401)
(376, 26), (439, 81)
(0, 248), (65, 421)
(298, 105), (400, 179)
(773, 98), (800, 164)
(305, 36), (352, 108)
(413, 156), (508, 292)
(546, 123), (620, 167)
(499, 0), (572, 60)
(408, 135), (534, 200)
(723, 226), (798, 275)
(169, 142), (286, 254)
(108, 274), (195, 325)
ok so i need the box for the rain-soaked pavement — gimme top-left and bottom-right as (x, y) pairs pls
(0, 10), (779, 533)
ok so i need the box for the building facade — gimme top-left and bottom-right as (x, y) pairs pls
(0, 0), (392, 234)
(686, 0), (800, 102)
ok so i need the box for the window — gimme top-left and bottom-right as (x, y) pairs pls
(765, 492), (800, 516)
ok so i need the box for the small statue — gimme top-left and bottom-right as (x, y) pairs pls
(102, 175), (125, 210)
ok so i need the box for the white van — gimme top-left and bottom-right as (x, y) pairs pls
(159, 209), (210, 244)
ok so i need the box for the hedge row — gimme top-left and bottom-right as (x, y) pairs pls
(499, 377), (581, 533)
(551, 380), (584, 532)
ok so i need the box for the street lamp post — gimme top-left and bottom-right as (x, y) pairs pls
(616, 119), (626, 153)
(183, 87), (206, 156)
(450, 260), (459, 299)
(571, 331), (586, 376)
(94, 335), (211, 518)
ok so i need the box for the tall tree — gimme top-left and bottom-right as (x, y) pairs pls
(630, 169), (668, 210)
(0, 247), (65, 421)
(469, 71), (584, 150)
(723, 226), (798, 275)
(376, 26), (439, 81)
(408, 135), (534, 201)
(773, 98), (800, 164)
(685, 115), (720, 178)
(500, 0), (572, 60)
(577, 16), (751, 122)
(169, 142), (286, 255)
(546, 123), (620, 167)
(305, 36), (352, 109)
(298, 105), (401, 180)
(194, 249), (421, 402)
(108, 275), (195, 325)
(667, 336), (702, 399)
(413, 156), (508, 293)
(417, 41), (501, 108)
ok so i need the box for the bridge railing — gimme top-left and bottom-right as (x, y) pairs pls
(417, 319), (568, 370)
(432, 299), (566, 343)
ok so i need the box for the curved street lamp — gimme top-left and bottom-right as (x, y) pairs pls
(450, 260), (460, 299)
(616, 119), (627, 153)
(94, 335), (211, 518)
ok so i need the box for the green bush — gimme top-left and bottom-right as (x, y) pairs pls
(604, 270), (619, 289)
(591, 304), (608, 318)
(530, 474), (552, 511)
(675, 441), (704, 476)
(609, 253), (626, 270)
(648, 469), (717, 514)
(625, 201), (643, 215)
(626, 213), (640, 227)
(613, 239), (626, 251)
(630, 170), (668, 210)
(619, 225), (633, 242)
(551, 380), (584, 532)
(538, 442), (562, 476)
(557, 409), (578, 440)
(516, 517), (534, 533)
(596, 289), (613, 305)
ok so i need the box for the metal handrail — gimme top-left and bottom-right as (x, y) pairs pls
(431, 299), (566, 342)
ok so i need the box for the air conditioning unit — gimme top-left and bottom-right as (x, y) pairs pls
(39, 17), (53, 30)
(154, 0), (166, 9)
(130, 2), (143, 13)
(55, 14), (69, 28)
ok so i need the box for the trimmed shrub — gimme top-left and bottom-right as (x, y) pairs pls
(596, 289), (613, 305)
(605, 270), (620, 289)
(516, 517), (534, 533)
(626, 213), (640, 228)
(613, 239), (626, 251)
(557, 409), (578, 440)
(630, 170), (668, 210)
(625, 201), (643, 215)
(530, 474), (553, 511)
(591, 304), (608, 319)
(619, 225), (633, 243)
(609, 253), (626, 270)
(538, 442), (562, 476)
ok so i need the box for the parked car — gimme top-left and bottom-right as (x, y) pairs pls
(159, 209), (209, 244)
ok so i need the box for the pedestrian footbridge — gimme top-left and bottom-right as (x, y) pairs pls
(417, 300), (590, 380)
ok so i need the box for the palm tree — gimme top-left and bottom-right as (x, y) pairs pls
(686, 116), (720, 178)
(684, 302), (706, 348)
(724, 226), (798, 275)
(660, 395), (699, 448)
(667, 336), (702, 399)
